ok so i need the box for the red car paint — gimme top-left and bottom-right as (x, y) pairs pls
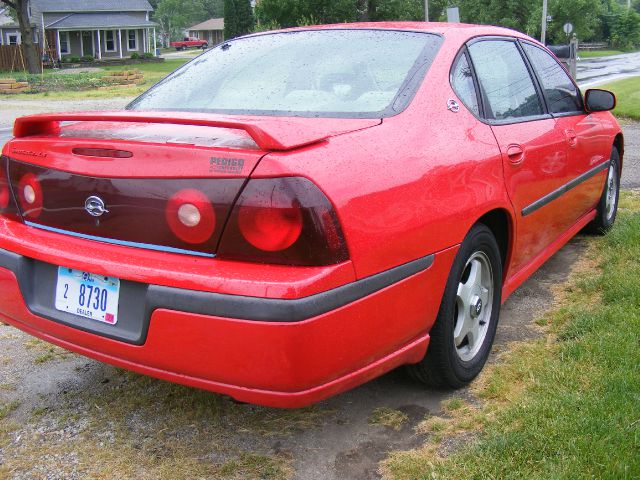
(0, 23), (622, 407)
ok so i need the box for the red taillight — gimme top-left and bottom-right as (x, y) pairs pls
(218, 177), (349, 266)
(238, 189), (303, 252)
(0, 167), (9, 210)
(0, 156), (20, 221)
(17, 172), (43, 219)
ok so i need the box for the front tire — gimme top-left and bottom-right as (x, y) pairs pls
(407, 224), (502, 388)
(585, 146), (620, 235)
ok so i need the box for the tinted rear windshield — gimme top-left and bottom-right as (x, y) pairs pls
(128, 29), (442, 118)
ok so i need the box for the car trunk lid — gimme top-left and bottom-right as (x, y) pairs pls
(3, 111), (380, 257)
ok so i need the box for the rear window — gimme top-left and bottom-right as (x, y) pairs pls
(129, 29), (442, 118)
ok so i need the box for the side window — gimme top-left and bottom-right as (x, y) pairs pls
(468, 40), (543, 121)
(451, 52), (480, 116)
(522, 43), (583, 114)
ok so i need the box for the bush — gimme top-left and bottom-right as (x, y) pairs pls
(130, 52), (140, 59)
(68, 55), (81, 63)
(143, 52), (154, 59)
(81, 55), (94, 63)
(608, 9), (640, 50)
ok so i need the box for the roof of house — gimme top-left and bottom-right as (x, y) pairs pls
(188, 18), (224, 31)
(46, 13), (157, 29)
(33, 0), (153, 13)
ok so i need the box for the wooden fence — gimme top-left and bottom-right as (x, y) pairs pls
(0, 45), (43, 73)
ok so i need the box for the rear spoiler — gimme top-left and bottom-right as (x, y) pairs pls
(12, 111), (381, 152)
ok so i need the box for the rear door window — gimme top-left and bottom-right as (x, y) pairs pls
(451, 52), (480, 116)
(468, 40), (543, 121)
(521, 42), (583, 114)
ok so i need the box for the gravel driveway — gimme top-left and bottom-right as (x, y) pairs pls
(0, 98), (132, 129)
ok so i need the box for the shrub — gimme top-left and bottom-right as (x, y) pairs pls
(68, 55), (81, 63)
(81, 55), (94, 63)
(143, 52), (154, 59)
(130, 52), (140, 59)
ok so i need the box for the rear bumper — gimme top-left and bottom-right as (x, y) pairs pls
(0, 247), (457, 408)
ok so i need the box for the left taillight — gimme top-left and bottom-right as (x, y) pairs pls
(0, 156), (20, 221)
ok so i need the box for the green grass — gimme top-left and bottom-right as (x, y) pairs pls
(369, 407), (409, 431)
(579, 49), (628, 58)
(0, 401), (20, 420)
(383, 192), (640, 479)
(598, 76), (640, 120)
(0, 58), (188, 100)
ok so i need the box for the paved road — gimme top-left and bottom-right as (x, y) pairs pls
(577, 51), (640, 87)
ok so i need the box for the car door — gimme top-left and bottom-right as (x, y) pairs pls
(521, 41), (611, 222)
(466, 38), (572, 274)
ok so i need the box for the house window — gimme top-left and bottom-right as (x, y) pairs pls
(105, 30), (116, 52)
(127, 30), (138, 51)
(7, 33), (20, 46)
(60, 31), (70, 54)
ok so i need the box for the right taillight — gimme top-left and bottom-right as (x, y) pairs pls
(217, 177), (349, 266)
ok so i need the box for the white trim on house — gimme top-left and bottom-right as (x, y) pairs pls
(96, 29), (101, 59)
(6, 32), (21, 46)
(59, 31), (70, 54)
(126, 29), (138, 51)
(104, 29), (116, 52)
(118, 29), (122, 58)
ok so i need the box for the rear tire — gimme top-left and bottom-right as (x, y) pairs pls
(407, 224), (502, 388)
(585, 146), (620, 235)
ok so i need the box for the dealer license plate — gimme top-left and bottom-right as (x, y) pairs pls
(55, 267), (120, 325)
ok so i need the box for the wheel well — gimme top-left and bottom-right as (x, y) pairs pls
(614, 133), (624, 169)
(476, 209), (511, 274)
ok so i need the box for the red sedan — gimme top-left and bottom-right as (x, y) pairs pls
(0, 23), (622, 408)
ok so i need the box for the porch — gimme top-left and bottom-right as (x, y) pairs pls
(44, 13), (157, 60)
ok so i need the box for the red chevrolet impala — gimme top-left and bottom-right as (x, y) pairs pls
(0, 23), (622, 408)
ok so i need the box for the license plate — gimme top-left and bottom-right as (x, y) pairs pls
(55, 267), (120, 325)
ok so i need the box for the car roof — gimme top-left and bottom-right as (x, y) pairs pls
(244, 22), (533, 44)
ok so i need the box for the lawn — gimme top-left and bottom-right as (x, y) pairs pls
(597, 76), (640, 121)
(382, 192), (640, 479)
(579, 49), (628, 58)
(0, 58), (189, 100)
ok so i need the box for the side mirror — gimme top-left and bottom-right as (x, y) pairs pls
(585, 89), (616, 112)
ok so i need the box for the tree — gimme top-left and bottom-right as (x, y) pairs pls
(203, 0), (224, 18)
(156, 0), (206, 45)
(256, 0), (356, 27)
(546, 0), (603, 43)
(363, 0), (448, 21)
(255, 0), (447, 28)
(1, 0), (40, 73)
(224, 0), (255, 38)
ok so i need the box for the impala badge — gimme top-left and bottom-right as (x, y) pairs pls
(447, 99), (460, 113)
(85, 196), (109, 217)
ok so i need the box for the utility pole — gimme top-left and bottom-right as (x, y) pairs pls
(541, 0), (548, 45)
(425, 0), (429, 21)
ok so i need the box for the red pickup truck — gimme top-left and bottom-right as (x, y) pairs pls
(170, 37), (209, 51)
